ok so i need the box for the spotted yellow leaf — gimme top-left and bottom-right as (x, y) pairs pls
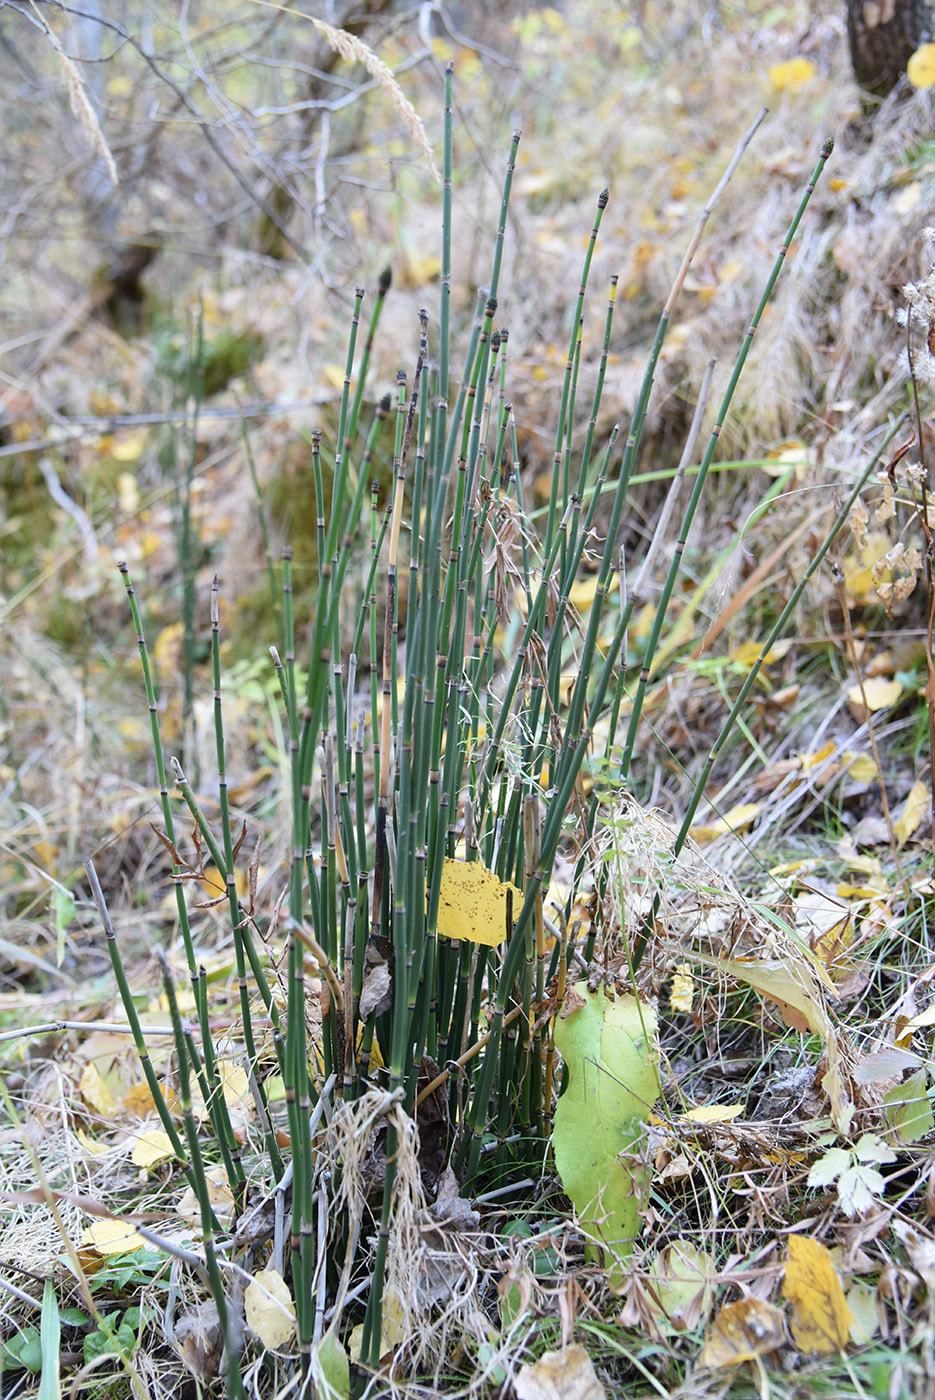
(436, 859), (522, 947)
(782, 1235), (852, 1355)
(702, 1298), (785, 1367)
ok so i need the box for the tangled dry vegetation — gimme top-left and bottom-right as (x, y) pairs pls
(2, 2), (935, 1398)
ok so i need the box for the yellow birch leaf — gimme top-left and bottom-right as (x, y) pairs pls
(568, 576), (601, 612)
(79, 1062), (119, 1117)
(218, 1060), (249, 1105)
(768, 57), (816, 91)
(908, 44), (935, 88)
(846, 675), (902, 715)
(843, 753), (878, 782)
(348, 1288), (408, 1361)
(81, 1219), (146, 1256)
(903, 1004), (935, 1034)
(846, 1281), (879, 1343)
(690, 803), (760, 844)
(244, 1268), (295, 1350)
(75, 1129), (108, 1156)
(131, 1128), (176, 1169)
(33, 839), (57, 870)
(436, 859), (522, 947)
(800, 740), (837, 770)
(111, 431), (147, 463)
(670, 963), (694, 1014)
(153, 621), (184, 672)
(178, 1166), (236, 1230)
(683, 1104), (744, 1124)
(702, 1298), (786, 1367)
(730, 640), (782, 669)
(117, 472), (139, 514)
(894, 780), (929, 847)
(782, 1235), (853, 1355)
(123, 1080), (158, 1116)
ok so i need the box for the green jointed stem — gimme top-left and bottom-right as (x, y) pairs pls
(85, 860), (188, 1171)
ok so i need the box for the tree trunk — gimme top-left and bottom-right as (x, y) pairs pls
(847, 0), (934, 94)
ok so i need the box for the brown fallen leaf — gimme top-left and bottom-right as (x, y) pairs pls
(782, 1235), (853, 1355)
(174, 1300), (223, 1383)
(701, 1298), (786, 1368)
(514, 1344), (606, 1400)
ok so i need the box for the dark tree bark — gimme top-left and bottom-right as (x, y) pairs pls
(847, 0), (934, 94)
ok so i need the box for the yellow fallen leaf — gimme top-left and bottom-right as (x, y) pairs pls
(702, 1298), (786, 1367)
(568, 577), (601, 612)
(846, 675), (902, 715)
(768, 57), (816, 91)
(153, 621), (184, 672)
(730, 640), (784, 669)
(33, 839), (57, 870)
(117, 471), (139, 514)
(348, 1287), (408, 1362)
(895, 780), (929, 847)
(902, 1004), (935, 1034)
(81, 1219), (146, 1256)
(800, 741), (837, 771)
(894, 181), (922, 216)
(79, 1062), (119, 1118)
(690, 803), (760, 844)
(846, 1281), (879, 1344)
(321, 364), (345, 390)
(843, 753), (878, 782)
(111, 431), (147, 463)
(178, 1165), (236, 1230)
(908, 43), (935, 88)
(131, 1128), (176, 1169)
(123, 1080), (158, 1117)
(670, 964), (694, 1014)
(436, 859), (522, 947)
(683, 1104), (744, 1124)
(244, 1268), (295, 1350)
(782, 1235), (853, 1355)
(75, 1129), (108, 1156)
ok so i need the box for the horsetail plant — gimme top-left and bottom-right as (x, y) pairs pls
(91, 62), (839, 1395)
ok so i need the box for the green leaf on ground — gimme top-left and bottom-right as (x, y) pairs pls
(552, 982), (659, 1286)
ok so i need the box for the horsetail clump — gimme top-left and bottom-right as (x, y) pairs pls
(87, 66), (845, 1397)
